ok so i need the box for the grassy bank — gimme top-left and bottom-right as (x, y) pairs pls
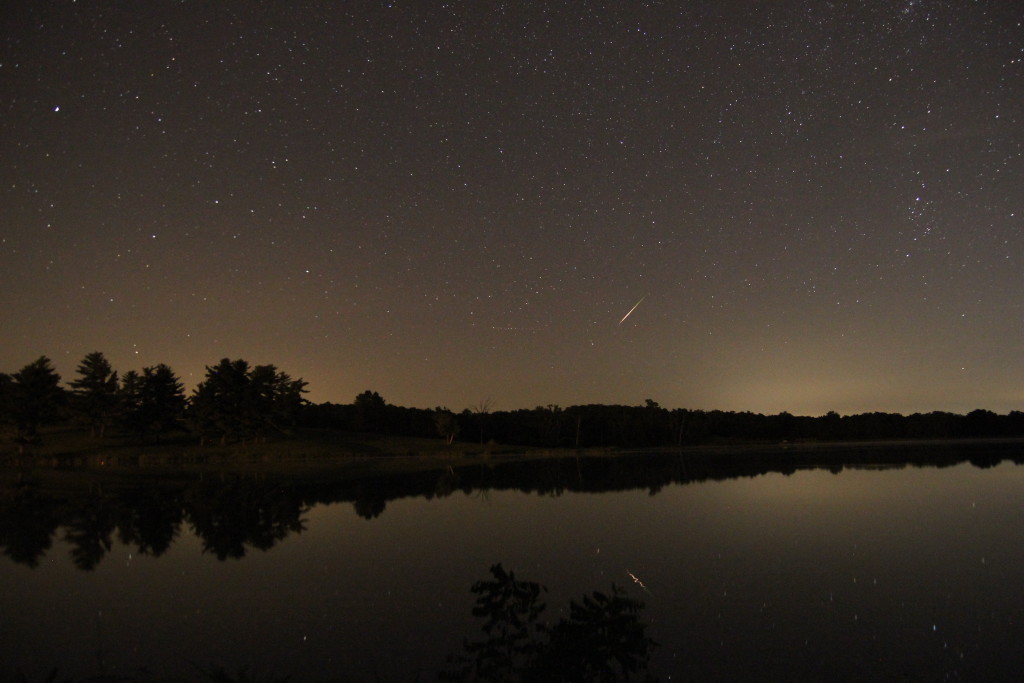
(5, 423), (1020, 483)
(0, 423), (606, 483)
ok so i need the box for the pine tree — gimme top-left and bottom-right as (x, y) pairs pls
(190, 358), (250, 445)
(119, 365), (185, 442)
(190, 359), (308, 445)
(118, 370), (145, 439)
(7, 357), (65, 452)
(69, 351), (119, 438)
(143, 364), (186, 441)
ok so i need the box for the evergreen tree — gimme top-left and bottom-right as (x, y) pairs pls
(69, 351), (119, 437)
(250, 364), (308, 439)
(190, 358), (251, 445)
(0, 373), (12, 432)
(119, 365), (185, 442)
(0, 370), (13, 446)
(5, 357), (65, 452)
(118, 370), (145, 438)
(143, 364), (186, 440)
(190, 359), (307, 445)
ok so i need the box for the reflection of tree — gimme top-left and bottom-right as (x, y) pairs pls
(442, 563), (658, 682)
(352, 490), (387, 519)
(539, 585), (658, 681)
(435, 466), (461, 498)
(3, 442), (1020, 571)
(115, 487), (183, 557)
(968, 453), (1003, 469)
(0, 485), (60, 568)
(443, 563), (548, 681)
(186, 479), (307, 560)
(63, 493), (117, 571)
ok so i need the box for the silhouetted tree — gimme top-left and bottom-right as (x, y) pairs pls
(352, 491), (388, 519)
(537, 585), (657, 681)
(964, 409), (1001, 437)
(444, 564), (657, 682)
(4, 356), (65, 452)
(119, 364), (185, 442)
(117, 369), (145, 437)
(300, 396), (1024, 448)
(352, 390), (388, 432)
(190, 358), (252, 445)
(471, 398), (496, 444)
(0, 487), (60, 568)
(115, 487), (183, 557)
(185, 478), (307, 559)
(434, 408), (460, 445)
(144, 364), (186, 439)
(249, 364), (308, 438)
(817, 411), (842, 440)
(190, 359), (308, 445)
(69, 351), (119, 437)
(0, 373), (12, 435)
(536, 405), (564, 446)
(63, 493), (117, 571)
(442, 563), (548, 681)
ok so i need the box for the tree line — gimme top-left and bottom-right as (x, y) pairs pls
(0, 353), (307, 452)
(3, 352), (1023, 452)
(302, 397), (1024, 448)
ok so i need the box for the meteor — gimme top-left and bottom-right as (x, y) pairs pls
(618, 295), (648, 326)
(627, 570), (652, 595)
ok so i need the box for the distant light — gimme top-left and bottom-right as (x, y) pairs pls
(53, 106), (60, 112)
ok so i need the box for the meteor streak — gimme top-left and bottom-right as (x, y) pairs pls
(618, 295), (648, 326)
(627, 570), (652, 595)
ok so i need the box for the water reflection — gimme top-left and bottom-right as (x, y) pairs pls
(186, 478), (307, 560)
(5, 444), (1024, 681)
(0, 485), (58, 568)
(2, 440), (1022, 570)
(441, 563), (657, 682)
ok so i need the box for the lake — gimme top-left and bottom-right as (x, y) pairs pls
(3, 441), (1024, 681)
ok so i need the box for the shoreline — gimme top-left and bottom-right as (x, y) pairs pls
(3, 430), (1022, 484)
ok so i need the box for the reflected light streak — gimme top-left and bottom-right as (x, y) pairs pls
(627, 570), (652, 595)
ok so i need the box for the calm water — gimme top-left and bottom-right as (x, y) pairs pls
(3, 443), (1024, 681)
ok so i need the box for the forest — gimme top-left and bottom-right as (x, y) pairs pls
(0, 353), (307, 453)
(2, 352), (1024, 454)
(306, 393), (1024, 448)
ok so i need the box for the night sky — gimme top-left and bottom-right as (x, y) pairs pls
(2, 1), (1021, 416)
